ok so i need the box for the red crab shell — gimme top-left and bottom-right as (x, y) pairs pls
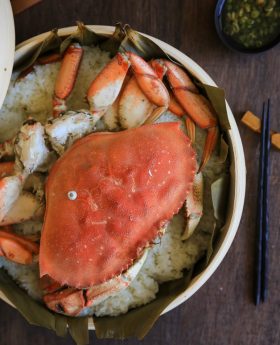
(39, 123), (196, 288)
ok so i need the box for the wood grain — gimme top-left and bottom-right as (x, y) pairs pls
(1, 0), (280, 344)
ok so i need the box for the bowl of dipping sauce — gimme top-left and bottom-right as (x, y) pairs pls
(215, 0), (280, 53)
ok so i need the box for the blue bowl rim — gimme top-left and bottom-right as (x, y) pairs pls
(215, 0), (280, 54)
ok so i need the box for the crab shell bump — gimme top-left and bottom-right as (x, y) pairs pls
(39, 123), (196, 288)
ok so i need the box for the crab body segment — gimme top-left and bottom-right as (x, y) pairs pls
(40, 123), (196, 288)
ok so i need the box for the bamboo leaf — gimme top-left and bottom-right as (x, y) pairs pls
(218, 135), (229, 164)
(202, 84), (231, 131)
(0, 269), (56, 330)
(15, 29), (61, 71)
(55, 314), (68, 337)
(211, 174), (230, 222)
(68, 317), (89, 345)
(119, 25), (168, 60)
(100, 23), (125, 55)
(60, 22), (103, 54)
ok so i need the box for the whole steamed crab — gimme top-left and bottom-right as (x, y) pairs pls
(0, 43), (218, 316)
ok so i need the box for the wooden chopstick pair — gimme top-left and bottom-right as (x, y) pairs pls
(255, 99), (271, 305)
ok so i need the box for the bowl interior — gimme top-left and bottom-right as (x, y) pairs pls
(0, 25), (246, 329)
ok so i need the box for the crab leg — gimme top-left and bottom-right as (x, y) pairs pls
(0, 121), (51, 222)
(0, 192), (44, 226)
(152, 59), (218, 171)
(127, 52), (169, 123)
(119, 59), (185, 129)
(87, 53), (131, 121)
(17, 53), (61, 81)
(87, 52), (169, 125)
(45, 111), (97, 155)
(119, 76), (155, 128)
(0, 229), (39, 264)
(53, 44), (84, 118)
(185, 117), (196, 143)
(182, 171), (203, 240)
(44, 288), (85, 316)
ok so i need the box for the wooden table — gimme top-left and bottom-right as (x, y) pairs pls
(1, 0), (279, 344)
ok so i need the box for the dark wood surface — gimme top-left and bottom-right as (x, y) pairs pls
(1, 0), (280, 344)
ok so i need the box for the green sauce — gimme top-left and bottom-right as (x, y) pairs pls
(222, 0), (280, 49)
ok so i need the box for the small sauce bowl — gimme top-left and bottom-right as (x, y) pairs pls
(215, 0), (280, 53)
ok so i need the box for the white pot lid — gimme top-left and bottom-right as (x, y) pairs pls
(0, 0), (15, 110)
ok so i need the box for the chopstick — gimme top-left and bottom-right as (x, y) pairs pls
(255, 99), (270, 305)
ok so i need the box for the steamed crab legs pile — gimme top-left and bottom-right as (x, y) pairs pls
(0, 43), (218, 316)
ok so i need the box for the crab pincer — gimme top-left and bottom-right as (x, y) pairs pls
(0, 230), (39, 265)
(150, 59), (219, 171)
(53, 44), (84, 117)
(86, 52), (169, 124)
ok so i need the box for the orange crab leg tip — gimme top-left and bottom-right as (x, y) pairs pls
(185, 117), (196, 143)
(43, 288), (85, 316)
(162, 59), (199, 94)
(198, 126), (219, 172)
(0, 227), (39, 255)
(0, 162), (15, 178)
(169, 93), (185, 117)
(0, 230), (39, 264)
(126, 52), (170, 108)
(53, 44), (83, 110)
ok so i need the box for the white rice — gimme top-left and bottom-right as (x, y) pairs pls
(0, 46), (226, 316)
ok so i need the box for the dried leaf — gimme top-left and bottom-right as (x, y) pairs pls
(218, 135), (229, 164)
(68, 317), (89, 345)
(202, 84), (231, 131)
(211, 174), (230, 222)
(205, 222), (217, 264)
(55, 314), (68, 337)
(119, 25), (169, 60)
(60, 22), (103, 55)
(100, 23), (125, 55)
(15, 29), (61, 71)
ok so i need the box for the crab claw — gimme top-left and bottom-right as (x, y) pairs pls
(153, 59), (218, 171)
(126, 52), (169, 123)
(43, 288), (85, 316)
(87, 52), (169, 126)
(87, 52), (131, 120)
(182, 171), (203, 240)
(0, 191), (44, 226)
(119, 76), (155, 128)
(0, 229), (39, 264)
(53, 44), (84, 118)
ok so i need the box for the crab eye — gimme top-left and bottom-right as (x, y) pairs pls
(67, 191), (77, 200)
